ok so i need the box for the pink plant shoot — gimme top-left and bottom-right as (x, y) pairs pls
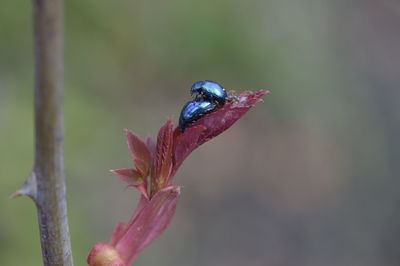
(87, 89), (268, 266)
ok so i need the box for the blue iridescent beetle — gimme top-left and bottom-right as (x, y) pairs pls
(190, 80), (227, 107)
(179, 80), (229, 132)
(179, 100), (216, 132)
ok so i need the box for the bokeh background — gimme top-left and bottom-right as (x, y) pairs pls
(2, 0), (400, 265)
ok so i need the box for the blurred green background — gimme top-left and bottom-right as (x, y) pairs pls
(2, 0), (400, 265)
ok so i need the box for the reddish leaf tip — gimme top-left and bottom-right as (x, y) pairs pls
(124, 129), (152, 176)
(171, 89), (267, 176)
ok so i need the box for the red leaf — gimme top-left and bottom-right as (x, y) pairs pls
(172, 90), (268, 175)
(133, 158), (148, 177)
(110, 222), (128, 246)
(146, 135), (156, 162)
(110, 196), (149, 246)
(152, 120), (174, 191)
(111, 168), (142, 185)
(111, 168), (149, 199)
(131, 184), (150, 200)
(195, 90), (268, 145)
(171, 125), (207, 177)
(114, 185), (181, 265)
(125, 129), (151, 175)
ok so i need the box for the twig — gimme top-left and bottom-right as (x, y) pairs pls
(12, 0), (74, 265)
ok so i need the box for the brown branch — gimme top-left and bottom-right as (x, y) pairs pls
(12, 0), (74, 265)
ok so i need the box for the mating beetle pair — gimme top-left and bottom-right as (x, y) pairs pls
(179, 80), (227, 132)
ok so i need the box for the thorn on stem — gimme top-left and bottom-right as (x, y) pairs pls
(9, 172), (37, 200)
